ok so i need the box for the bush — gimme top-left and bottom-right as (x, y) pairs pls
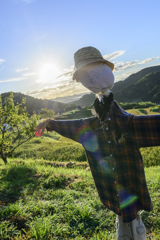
(137, 109), (148, 115)
(140, 146), (160, 167)
(119, 101), (156, 110)
(150, 106), (160, 113)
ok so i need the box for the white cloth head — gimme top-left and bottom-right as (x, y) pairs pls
(77, 62), (114, 95)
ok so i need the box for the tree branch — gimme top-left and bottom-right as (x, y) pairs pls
(9, 134), (35, 155)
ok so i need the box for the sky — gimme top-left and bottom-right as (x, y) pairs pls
(0, 0), (160, 102)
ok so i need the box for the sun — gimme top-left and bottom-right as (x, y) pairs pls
(38, 63), (61, 83)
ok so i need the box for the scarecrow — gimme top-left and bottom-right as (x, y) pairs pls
(36, 47), (160, 240)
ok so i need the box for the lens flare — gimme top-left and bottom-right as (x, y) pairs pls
(116, 184), (138, 210)
(120, 195), (138, 210)
(75, 125), (98, 152)
(75, 126), (112, 171)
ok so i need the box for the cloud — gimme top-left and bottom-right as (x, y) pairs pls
(103, 50), (126, 61)
(0, 59), (5, 65)
(114, 56), (159, 71)
(0, 77), (27, 83)
(57, 70), (74, 80)
(22, 71), (39, 77)
(24, 50), (160, 100)
(16, 67), (29, 72)
(56, 51), (126, 80)
(114, 60), (139, 71)
(57, 65), (74, 80)
(139, 57), (159, 65)
(57, 52), (159, 79)
(25, 79), (89, 100)
(25, 89), (41, 95)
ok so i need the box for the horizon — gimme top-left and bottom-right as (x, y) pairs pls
(1, 64), (160, 104)
(1, 0), (160, 100)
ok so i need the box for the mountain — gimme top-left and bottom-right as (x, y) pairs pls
(70, 65), (160, 106)
(52, 92), (87, 103)
(0, 92), (76, 115)
(112, 65), (160, 92)
(114, 71), (160, 103)
(71, 92), (96, 107)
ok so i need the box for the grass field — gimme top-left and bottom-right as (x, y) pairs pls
(0, 106), (160, 239)
(126, 107), (160, 116)
(0, 160), (160, 240)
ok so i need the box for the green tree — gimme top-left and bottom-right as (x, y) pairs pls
(40, 108), (55, 119)
(0, 93), (38, 164)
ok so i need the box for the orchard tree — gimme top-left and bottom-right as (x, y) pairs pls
(0, 93), (38, 164)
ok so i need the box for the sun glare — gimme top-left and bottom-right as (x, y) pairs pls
(38, 63), (61, 83)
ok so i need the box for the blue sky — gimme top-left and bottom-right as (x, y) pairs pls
(0, 0), (160, 101)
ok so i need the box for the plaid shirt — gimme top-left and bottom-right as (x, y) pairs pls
(47, 101), (160, 223)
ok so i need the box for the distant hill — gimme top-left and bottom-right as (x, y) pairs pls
(70, 65), (160, 106)
(0, 92), (76, 115)
(52, 93), (87, 103)
(71, 92), (96, 108)
(114, 71), (160, 103)
(112, 65), (160, 92)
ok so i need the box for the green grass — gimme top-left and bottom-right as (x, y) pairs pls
(11, 129), (160, 167)
(12, 131), (86, 162)
(56, 107), (93, 120)
(0, 160), (160, 239)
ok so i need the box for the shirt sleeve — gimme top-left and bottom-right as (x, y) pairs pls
(46, 117), (96, 143)
(132, 114), (160, 148)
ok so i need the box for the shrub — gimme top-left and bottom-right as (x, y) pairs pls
(150, 106), (160, 113)
(137, 109), (148, 115)
(140, 147), (160, 167)
(119, 101), (156, 110)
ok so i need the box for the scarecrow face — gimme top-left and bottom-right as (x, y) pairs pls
(77, 62), (114, 94)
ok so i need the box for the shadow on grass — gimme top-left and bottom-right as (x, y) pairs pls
(0, 164), (39, 204)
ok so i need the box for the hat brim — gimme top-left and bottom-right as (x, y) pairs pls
(72, 59), (114, 80)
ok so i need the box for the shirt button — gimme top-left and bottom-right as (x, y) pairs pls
(115, 181), (116, 184)
(108, 118), (111, 121)
(117, 194), (119, 197)
(108, 141), (111, 143)
(106, 127), (109, 130)
(100, 121), (101, 124)
(110, 154), (112, 157)
(113, 168), (114, 170)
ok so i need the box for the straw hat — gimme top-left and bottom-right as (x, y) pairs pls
(72, 46), (114, 80)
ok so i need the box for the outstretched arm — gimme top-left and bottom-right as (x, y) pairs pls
(132, 114), (160, 148)
(36, 117), (96, 143)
